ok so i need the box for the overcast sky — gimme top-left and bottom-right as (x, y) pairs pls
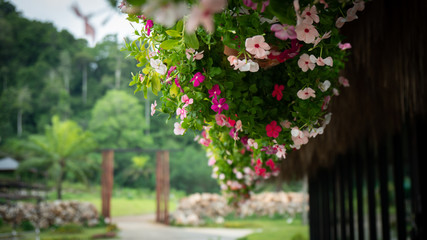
(11, 0), (135, 46)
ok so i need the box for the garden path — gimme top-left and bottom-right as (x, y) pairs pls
(113, 214), (253, 240)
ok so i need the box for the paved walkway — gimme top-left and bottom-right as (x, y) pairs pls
(113, 214), (254, 240)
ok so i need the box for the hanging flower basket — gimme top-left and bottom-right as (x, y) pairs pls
(122, 0), (363, 201)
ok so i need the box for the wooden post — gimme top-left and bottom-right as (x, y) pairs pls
(101, 150), (114, 220)
(156, 150), (170, 224)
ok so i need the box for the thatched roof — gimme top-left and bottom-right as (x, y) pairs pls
(280, 0), (427, 179)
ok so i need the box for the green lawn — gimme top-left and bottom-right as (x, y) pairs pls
(206, 216), (309, 240)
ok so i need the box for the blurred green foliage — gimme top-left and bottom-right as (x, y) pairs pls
(0, 0), (218, 195)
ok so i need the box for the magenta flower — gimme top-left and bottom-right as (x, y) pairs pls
(272, 84), (285, 101)
(208, 84), (221, 98)
(297, 87), (316, 100)
(270, 24), (297, 40)
(167, 66), (177, 78)
(268, 39), (302, 63)
(175, 77), (184, 93)
(190, 72), (205, 87)
(211, 98), (229, 114)
(266, 121), (282, 138)
(145, 19), (153, 36)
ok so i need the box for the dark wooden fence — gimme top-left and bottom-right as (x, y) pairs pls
(309, 118), (426, 240)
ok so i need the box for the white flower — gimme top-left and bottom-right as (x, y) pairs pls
(291, 127), (301, 137)
(239, 59), (259, 72)
(275, 145), (286, 159)
(323, 113), (332, 126)
(247, 138), (258, 149)
(235, 171), (243, 179)
(318, 80), (331, 92)
(150, 59), (167, 75)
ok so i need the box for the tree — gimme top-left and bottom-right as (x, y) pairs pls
(17, 116), (96, 199)
(89, 89), (151, 149)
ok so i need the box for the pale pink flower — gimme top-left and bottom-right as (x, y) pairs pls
(270, 24), (297, 40)
(151, 100), (157, 116)
(310, 55), (333, 66)
(339, 76), (350, 87)
(335, 17), (346, 28)
(346, 7), (358, 21)
(297, 87), (316, 100)
(181, 94), (194, 106)
(333, 88), (340, 96)
(227, 55), (238, 66)
(301, 5), (319, 24)
(354, 1), (365, 11)
(275, 144), (286, 159)
(174, 121), (185, 135)
(319, 0), (328, 9)
(235, 171), (243, 179)
(298, 53), (315, 72)
(295, 22), (319, 43)
(292, 129), (309, 147)
(313, 31), (331, 47)
(227, 159), (233, 165)
(245, 35), (271, 59)
(176, 107), (187, 120)
(148, 51), (157, 58)
(215, 113), (228, 126)
(338, 42), (352, 50)
(235, 120), (243, 132)
(247, 138), (258, 149)
(280, 120), (292, 129)
(186, 0), (227, 33)
(208, 156), (216, 166)
(321, 96), (331, 110)
(185, 48), (204, 61)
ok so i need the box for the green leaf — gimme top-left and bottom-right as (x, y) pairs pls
(249, 84), (258, 93)
(170, 83), (179, 98)
(175, 20), (184, 32)
(184, 32), (199, 49)
(160, 39), (180, 50)
(166, 30), (182, 38)
(151, 75), (161, 95)
(210, 67), (222, 77)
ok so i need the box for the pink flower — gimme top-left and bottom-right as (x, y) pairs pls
(335, 17), (346, 28)
(215, 113), (227, 126)
(297, 87), (316, 100)
(167, 66), (177, 78)
(266, 121), (282, 138)
(227, 55), (238, 66)
(333, 88), (340, 96)
(298, 53), (315, 72)
(247, 138), (258, 149)
(181, 94), (193, 106)
(139, 74), (144, 82)
(313, 31), (331, 47)
(199, 137), (212, 146)
(208, 84), (221, 98)
(322, 96), (331, 110)
(354, 1), (365, 11)
(190, 72), (205, 87)
(145, 19), (153, 36)
(319, 0), (329, 9)
(151, 100), (157, 116)
(208, 156), (216, 166)
(175, 77), (184, 93)
(295, 22), (319, 44)
(266, 159), (275, 169)
(275, 145), (286, 159)
(185, 48), (204, 61)
(229, 128), (239, 140)
(245, 35), (271, 59)
(174, 121), (185, 135)
(338, 42), (352, 50)
(301, 5), (319, 24)
(310, 55), (333, 66)
(339, 76), (350, 87)
(176, 107), (187, 120)
(270, 24), (297, 40)
(272, 84), (285, 101)
(211, 98), (229, 114)
(280, 120), (292, 129)
(186, 0), (226, 33)
(235, 120), (243, 132)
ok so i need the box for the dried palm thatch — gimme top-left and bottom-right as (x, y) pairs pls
(279, 0), (427, 179)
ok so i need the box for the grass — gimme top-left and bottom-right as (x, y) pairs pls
(204, 215), (309, 240)
(0, 226), (114, 240)
(46, 184), (181, 217)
